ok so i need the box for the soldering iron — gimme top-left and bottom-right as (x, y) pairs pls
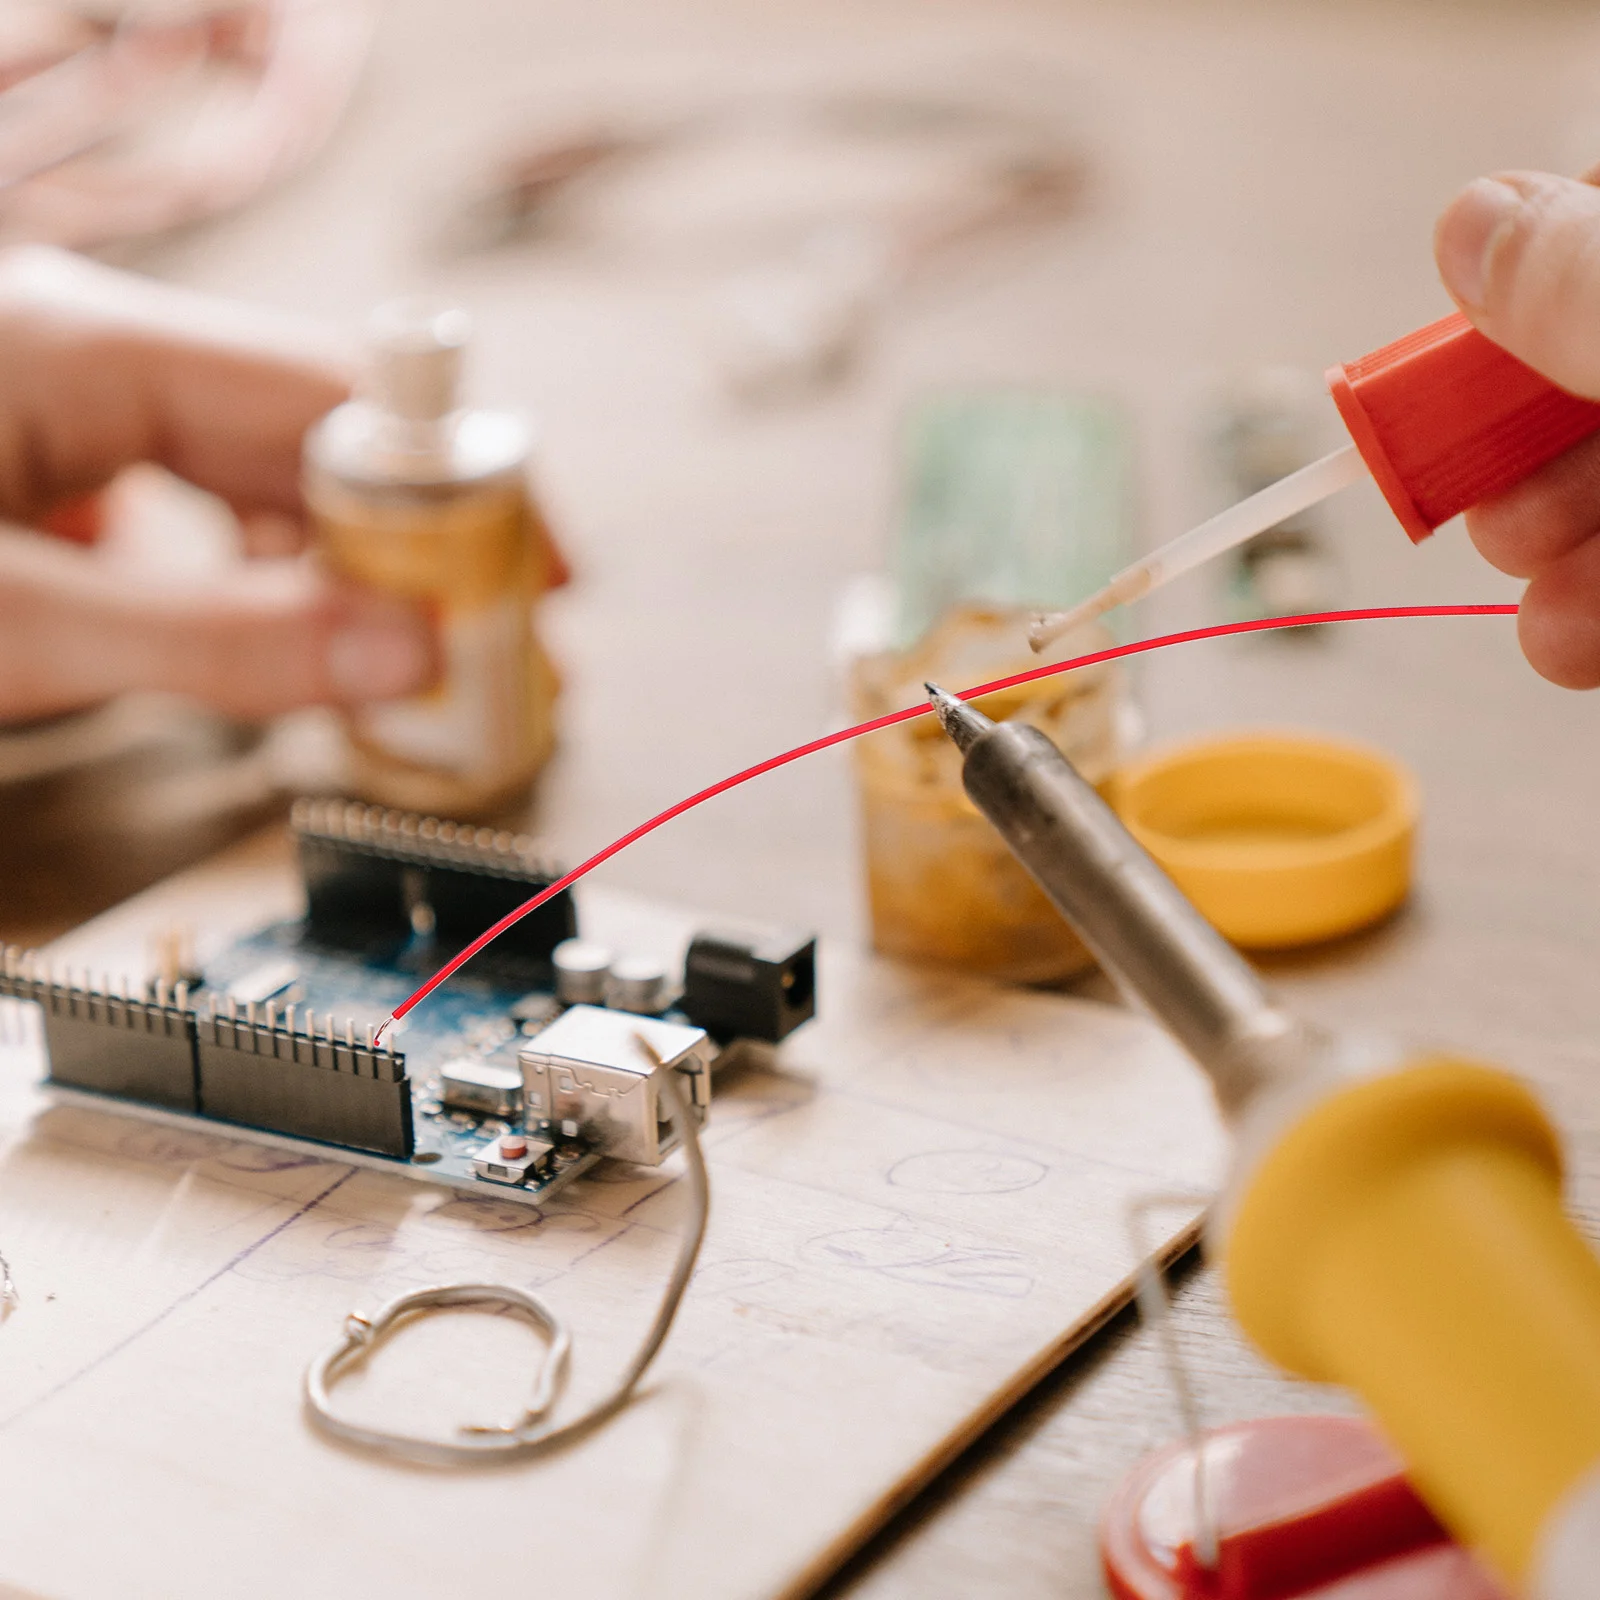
(928, 683), (1600, 1600)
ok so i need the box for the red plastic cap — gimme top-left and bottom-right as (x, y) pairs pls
(1327, 311), (1600, 543)
(1100, 1415), (1509, 1600)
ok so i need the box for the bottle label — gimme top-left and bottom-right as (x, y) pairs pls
(353, 597), (529, 776)
(308, 476), (557, 806)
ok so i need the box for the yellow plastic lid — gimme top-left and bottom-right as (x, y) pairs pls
(1109, 731), (1418, 950)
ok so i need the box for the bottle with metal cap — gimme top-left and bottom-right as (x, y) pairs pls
(304, 299), (560, 817)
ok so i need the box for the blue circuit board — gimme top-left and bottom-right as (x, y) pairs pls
(24, 801), (812, 1204)
(188, 921), (598, 1203)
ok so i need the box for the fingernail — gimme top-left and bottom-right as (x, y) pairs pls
(1437, 177), (1523, 309)
(326, 620), (432, 701)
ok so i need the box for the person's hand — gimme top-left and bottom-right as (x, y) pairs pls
(0, 245), (438, 721)
(1436, 168), (1600, 689)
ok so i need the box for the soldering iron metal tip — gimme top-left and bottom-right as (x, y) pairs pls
(925, 682), (993, 755)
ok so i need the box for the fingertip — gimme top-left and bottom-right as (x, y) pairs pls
(324, 602), (438, 704)
(1466, 498), (1541, 580)
(1519, 559), (1600, 689)
(1435, 169), (1600, 395)
(1434, 176), (1522, 312)
(1464, 432), (1600, 579)
(127, 567), (437, 717)
(238, 511), (309, 559)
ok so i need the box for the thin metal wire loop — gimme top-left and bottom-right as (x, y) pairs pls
(304, 1068), (709, 1467)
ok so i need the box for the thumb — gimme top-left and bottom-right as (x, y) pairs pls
(133, 568), (440, 719)
(0, 532), (437, 720)
(1435, 171), (1600, 398)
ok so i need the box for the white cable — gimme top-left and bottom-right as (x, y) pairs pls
(304, 1068), (709, 1466)
(1125, 1192), (1220, 1570)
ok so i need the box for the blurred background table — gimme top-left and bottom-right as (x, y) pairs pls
(8, 2), (1600, 1594)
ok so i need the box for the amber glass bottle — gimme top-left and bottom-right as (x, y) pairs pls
(304, 302), (557, 816)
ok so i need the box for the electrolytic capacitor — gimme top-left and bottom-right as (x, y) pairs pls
(551, 939), (611, 1006)
(607, 955), (668, 1016)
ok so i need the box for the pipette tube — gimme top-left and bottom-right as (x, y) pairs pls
(1032, 309), (1600, 653)
(1029, 444), (1365, 651)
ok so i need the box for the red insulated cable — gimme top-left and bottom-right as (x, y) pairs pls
(379, 603), (1518, 1037)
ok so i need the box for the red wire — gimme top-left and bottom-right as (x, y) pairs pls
(378, 603), (1517, 1036)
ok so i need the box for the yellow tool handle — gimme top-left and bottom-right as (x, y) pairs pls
(1224, 1058), (1600, 1589)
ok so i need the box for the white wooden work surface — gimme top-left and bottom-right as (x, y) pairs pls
(0, 833), (1220, 1600)
(12, 3), (1596, 1596)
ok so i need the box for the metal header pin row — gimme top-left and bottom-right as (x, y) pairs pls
(203, 993), (402, 1080)
(0, 949), (189, 1010)
(290, 797), (549, 874)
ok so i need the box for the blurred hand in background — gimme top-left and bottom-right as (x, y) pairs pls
(0, 246), (438, 722)
(1437, 166), (1600, 691)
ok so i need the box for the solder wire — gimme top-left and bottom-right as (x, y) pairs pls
(378, 604), (1518, 1039)
(303, 1065), (709, 1466)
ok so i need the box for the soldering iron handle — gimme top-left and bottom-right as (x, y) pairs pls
(1224, 1057), (1600, 1595)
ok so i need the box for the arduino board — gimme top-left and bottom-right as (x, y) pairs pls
(1, 799), (817, 1209)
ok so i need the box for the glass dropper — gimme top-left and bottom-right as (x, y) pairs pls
(1028, 443), (1365, 652)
